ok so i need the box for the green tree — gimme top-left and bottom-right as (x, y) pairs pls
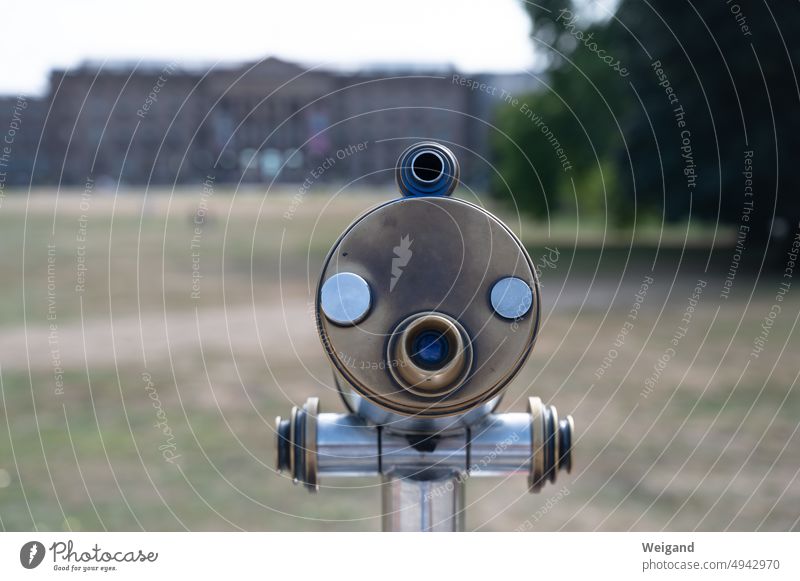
(493, 2), (633, 220)
(616, 1), (800, 255)
(496, 0), (800, 259)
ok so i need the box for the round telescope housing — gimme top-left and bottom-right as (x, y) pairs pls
(316, 142), (541, 432)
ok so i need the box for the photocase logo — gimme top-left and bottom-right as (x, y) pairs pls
(390, 234), (413, 292)
(20, 541), (45, 569)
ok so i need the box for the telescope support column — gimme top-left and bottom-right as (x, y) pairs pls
(381, 472), (465, 532)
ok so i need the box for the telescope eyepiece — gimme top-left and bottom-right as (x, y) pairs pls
(410, 150), (444, 183)
(396, 142), (460, 197)
(388, 312), (472, 398)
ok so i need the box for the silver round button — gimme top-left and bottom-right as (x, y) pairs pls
(320, 272), (372, 326)
(490, 277), (533, 320)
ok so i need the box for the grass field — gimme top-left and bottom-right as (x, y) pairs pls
(0, 185), (798, 531)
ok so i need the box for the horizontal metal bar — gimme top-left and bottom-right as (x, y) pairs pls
(469, 412), (532, 476)
(316, 413), (379, 476)
(315, 412), (532, 478)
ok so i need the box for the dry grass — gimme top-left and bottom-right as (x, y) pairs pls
(0, 186), (797, 531)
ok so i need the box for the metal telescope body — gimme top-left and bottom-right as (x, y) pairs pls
(276, 142), (575, 531)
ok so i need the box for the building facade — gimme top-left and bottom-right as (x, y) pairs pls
(1, 58), (540, 191)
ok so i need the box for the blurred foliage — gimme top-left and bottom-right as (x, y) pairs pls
(492, 17), (630, 219)
(495, 0), (800, 254)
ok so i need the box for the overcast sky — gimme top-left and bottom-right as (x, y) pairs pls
(1, 0), (538, 95)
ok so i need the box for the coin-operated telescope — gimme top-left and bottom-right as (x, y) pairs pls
(276, 142), (574, 531)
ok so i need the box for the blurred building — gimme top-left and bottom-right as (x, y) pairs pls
(1, 58), (541, 190)
(0, 95), (46, 188)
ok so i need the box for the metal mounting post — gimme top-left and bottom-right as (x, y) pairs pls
(382, 472), (465, 532)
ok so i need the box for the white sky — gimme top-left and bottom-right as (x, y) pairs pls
(1, 0), (537, 95)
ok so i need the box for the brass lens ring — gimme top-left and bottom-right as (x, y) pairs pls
(388, 312), (472, 398)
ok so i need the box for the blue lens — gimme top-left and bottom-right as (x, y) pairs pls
(411, 330), (450, 369)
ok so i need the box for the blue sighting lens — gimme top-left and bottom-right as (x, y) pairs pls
(411, 330), (451, 369)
